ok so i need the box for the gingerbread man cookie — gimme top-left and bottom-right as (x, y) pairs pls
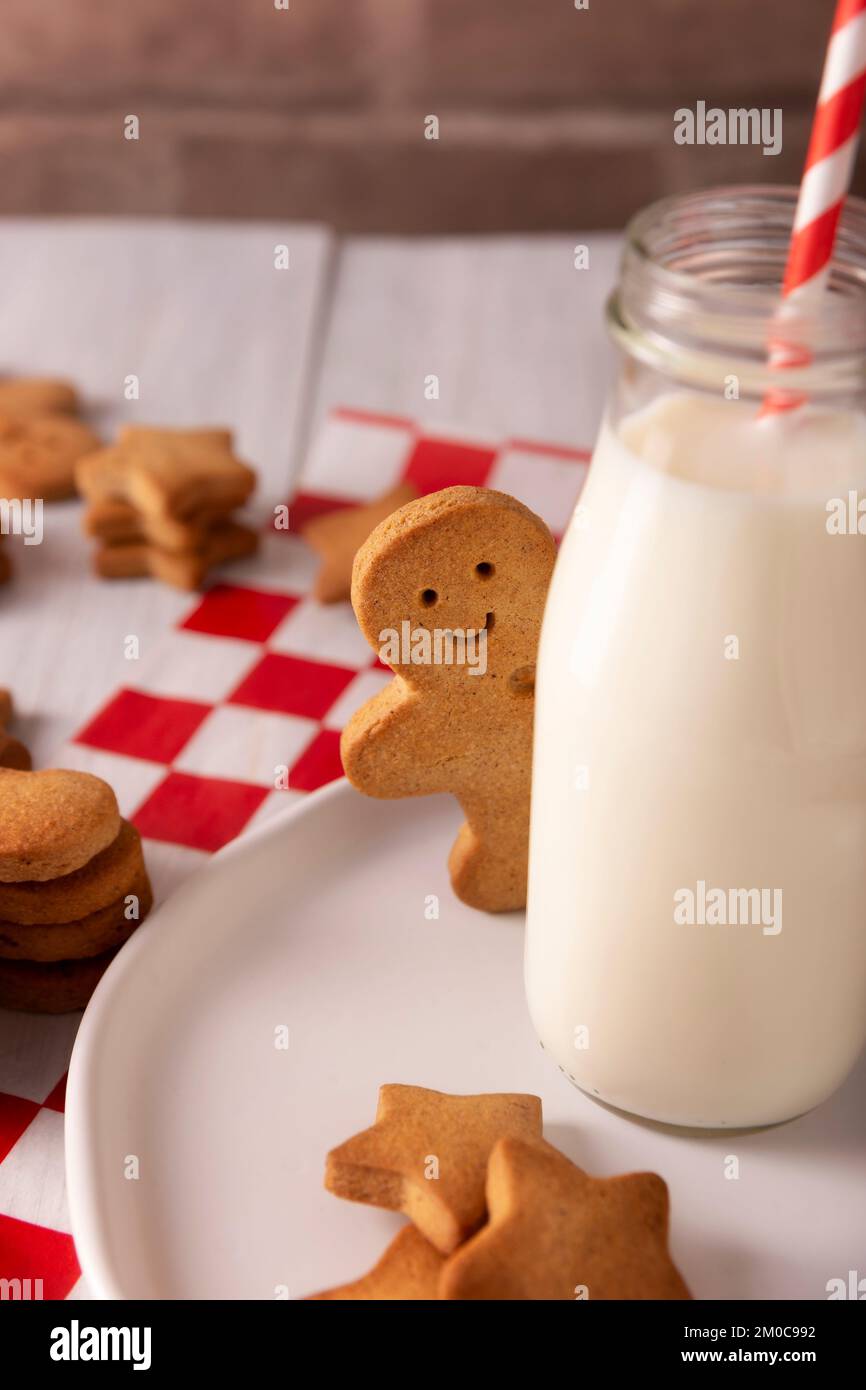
(341, 487), (556, 912)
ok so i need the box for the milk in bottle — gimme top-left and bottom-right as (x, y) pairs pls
(525, 188), (866, 1127)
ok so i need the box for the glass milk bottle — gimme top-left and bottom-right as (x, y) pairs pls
(526, 187), (866, 1128)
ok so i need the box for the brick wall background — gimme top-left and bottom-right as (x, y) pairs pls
(1, 0), (861, 231)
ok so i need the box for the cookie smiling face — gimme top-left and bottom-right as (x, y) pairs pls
(351, 486), (556, 693)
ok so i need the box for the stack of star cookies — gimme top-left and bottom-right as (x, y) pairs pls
(307, 1084), (692, 1300)
(0, 768), (152, 1014)
(0, 376), (100, 503)
(76, 426), (258, 590)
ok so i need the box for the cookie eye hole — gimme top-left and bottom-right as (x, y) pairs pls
(509, 665), (535, 697)
(484, 612), (495, 632)
(475, 562), (494, 578)
(420, 588), (438, 607)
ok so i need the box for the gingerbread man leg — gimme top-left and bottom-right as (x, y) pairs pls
(449, 786), (531, 914)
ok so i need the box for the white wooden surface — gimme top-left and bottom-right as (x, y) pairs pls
(0, 225), (621, 765)
(310, 235), (619, 449)
(0, 220), (333, 763)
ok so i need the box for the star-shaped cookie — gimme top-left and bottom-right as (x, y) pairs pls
(324, 1084), (543, 1254)
(301, 482), (417, 603)
(440, 1136), (692, 1300)
(75, 426), (256, 519)
(307, 1225), (444, 1300)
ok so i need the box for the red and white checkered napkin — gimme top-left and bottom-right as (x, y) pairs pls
(0, 407), (590, 1299)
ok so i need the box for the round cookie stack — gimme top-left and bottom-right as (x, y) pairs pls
(0, 768), (152, 1013)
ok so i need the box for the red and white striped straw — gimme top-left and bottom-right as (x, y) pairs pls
(761, 0), (866, 414)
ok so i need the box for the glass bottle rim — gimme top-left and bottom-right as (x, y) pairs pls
(607, 184), (866, 398)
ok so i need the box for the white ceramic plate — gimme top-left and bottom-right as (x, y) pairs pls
(66, 780), (866, 1300)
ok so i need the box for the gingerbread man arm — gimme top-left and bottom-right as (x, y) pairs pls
(341, 680), (458, 800)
